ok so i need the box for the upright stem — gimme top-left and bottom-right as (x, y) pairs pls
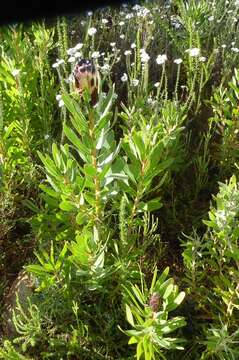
(89, 111), (101, 225)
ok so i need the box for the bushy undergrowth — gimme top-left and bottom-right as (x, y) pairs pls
(1, 0), (239, 359)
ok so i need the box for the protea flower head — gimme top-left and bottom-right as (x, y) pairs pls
(149, 292), (160, 313)
(73, 59), (99, 105)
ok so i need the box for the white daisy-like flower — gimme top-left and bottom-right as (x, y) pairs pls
(102, 18), (109, 24)
(87, 11), (93, 16)
(110, 42), (116, 47)
(132, 4), (141, 11)
(208, 15), (214, 21)
(88, 27), (97, 36)
(119, 21), (125, 26)
(52, 62), (59, 68)
(91, 51), (100, 58)
(235, 0), (239, 6)
(75, 43), (83, 50)
(199, 56), (206, 62)
(140, 49), (150, 63)
(68, 56), (75, 63)
(100, 64), (110, 74)
(231, 41), (236, 46)
(12, 69), (20, 76)
(121, 73), (128, 82)
(44, 134), (50, 140)
(58, 99), (65, 107)
(131, 43), (136, 49)
(154, 82), (160, 88)
(120, 34), (125, 39)
(124, 50), (132, 56)
(58, 59), (65, 65)
(74, 52), (82, 58)
(56, 94), (62, 101)
(67, 48), (76, 56)
(132, 79), (139, 86)
(232, 47), (239, 53)
(125, 13), (134, 19)
(137, 7), (150, 17)
(185, 48), (200, 57)
(156, 54), (167, 65)
(221, 44), (227, 48)
(174, 58), (183, 64)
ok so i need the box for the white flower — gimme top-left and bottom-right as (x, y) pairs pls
(102, 18), (108, 24)
(120, 34), (125, 39)
(137, 7), (150, 17)
(235, 0), (239, 6)
(58, 59), (65, 65)
(221, 44), (227, 48)
(232, 47), (239, 53)
(174, 58), (183, 64)
(119, 21), (125, 26)
(87, 11), (93, 16)
(68, 56), (75, 63)
(131, 43), (136, 49)
(67, 47), (75, 56)
(110, 42), (116, 47)
(132, 4), (141, 11)
(91, 51), (100, 58)
(68, 74), (75, 83)
(208, 15), (214, 21)
(125, 13), (134, 19)
(154, 82), (160, 87)
(121, 73), (128, 82)
(12, 69), (20, 76)
(75, 43), (83, 50)
(231, 41), (236, 46)
(132, 79), (139, 86)
(56, 94), (62, 101)
(199, 56), (206, 62)
(185, 48), (200, 57)
(74, 52), (82, 59)
(124, 50), (132, 56)
(58, 99), (64, 107)
(44, 134), (50, 140)
(52, 62), (59, 68)
(156, 54), (167, 65)
(140, 49), (150, 63)
(100, 64), (110, 74)
(88, 27), (97, 36)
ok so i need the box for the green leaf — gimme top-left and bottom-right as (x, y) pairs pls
(62, 93), (88, 134)
(163, 283), (174, 300)
(63, 124), (90, 162)
(59, 200), (76, 212)
(52, 143), (63, 170)
(84, 164), (97, 177)
(143, 198), (162, 212)
(126, 304), (135, 327)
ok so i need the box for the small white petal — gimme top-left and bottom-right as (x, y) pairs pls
(88, 27), (97, 36)
(174, 58), (183, 64)
(12, 69), (20, 76)
(58, 99), (65, 107)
